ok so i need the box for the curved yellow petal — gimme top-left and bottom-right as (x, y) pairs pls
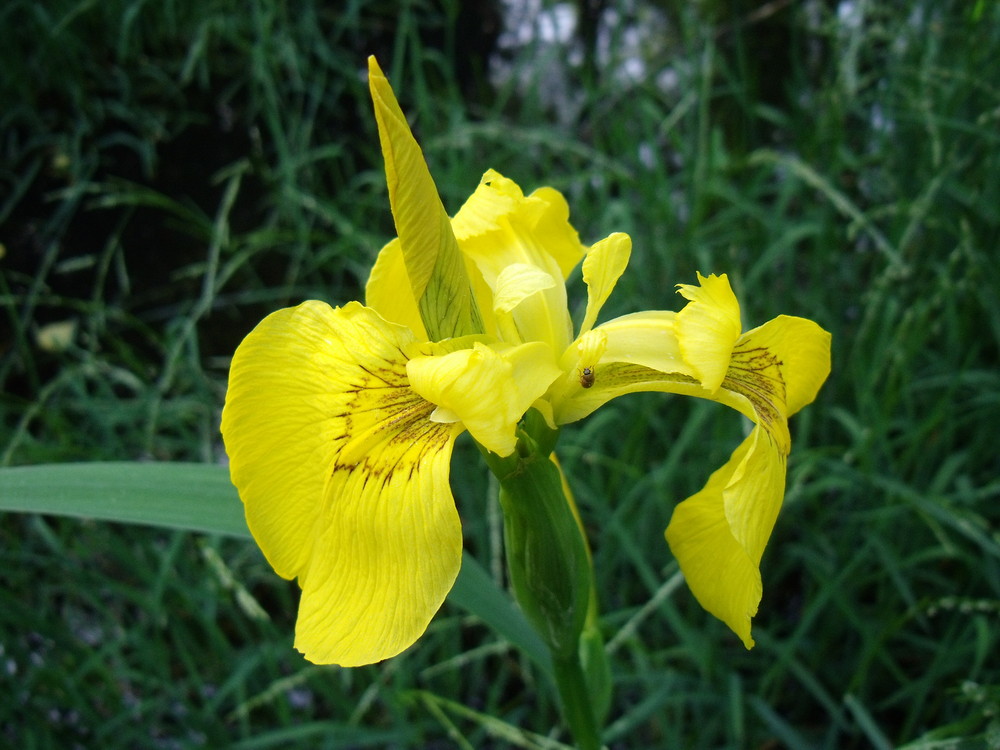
(720, 339), (792, 453)
(407, 341), (560, 455)
(491, 262), (560, 344)
(493, 262), (558, 314)
(366, 238), (497, 342)
(736, 315), (832, 416)
(553, 274), (742, 424)
(368, 57), (482, 339)
(551, 360), (708, 425)
(221, 300), (463, 666)
(551, 311), (691, 424)
(675, 273), (742, 393)
(579, 232), (631, 335)
(578, 310), (683, 373)
(553, 275), (831, 439)
(664, 427), (785, 648)
(450, 170), (582, 350)
(524, 185), (589, 281)
(365, 237), (427, 340)
(451, 170), (585, 280)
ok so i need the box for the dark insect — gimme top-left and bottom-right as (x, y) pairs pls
(579, 366), (595, 388)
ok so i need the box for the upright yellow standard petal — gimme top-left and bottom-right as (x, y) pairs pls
(450, 170), (583, 351)
(368, 56), (482, 340)
(221, 301), (463, 666)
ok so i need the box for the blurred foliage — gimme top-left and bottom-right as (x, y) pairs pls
(1, 0), (999, 747)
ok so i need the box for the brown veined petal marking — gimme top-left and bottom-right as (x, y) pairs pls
(721, 336), (790, 453)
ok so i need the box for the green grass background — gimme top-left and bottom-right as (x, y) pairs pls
(2, 0), (999, 747)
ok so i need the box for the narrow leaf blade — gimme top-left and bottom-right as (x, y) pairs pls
(0, 462), (551, 675)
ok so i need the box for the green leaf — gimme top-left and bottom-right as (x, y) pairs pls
(0, 462), (248, 536)
(0, 462), (551, 675)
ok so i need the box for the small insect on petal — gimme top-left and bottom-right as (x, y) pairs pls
(579, 366), (595, 388)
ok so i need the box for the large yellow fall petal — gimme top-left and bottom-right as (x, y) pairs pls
(221, 300), (463, 666)
(541, 272), (829, 649)
(664, 427), (785, 649)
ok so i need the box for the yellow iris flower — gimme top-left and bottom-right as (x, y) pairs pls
(220, 57), (831, 667)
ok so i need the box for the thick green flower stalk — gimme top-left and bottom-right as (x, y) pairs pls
(220, 56), (831, 744)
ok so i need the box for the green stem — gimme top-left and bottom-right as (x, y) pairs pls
(478, 412), (605, 747)
(553, 654), (602, 750)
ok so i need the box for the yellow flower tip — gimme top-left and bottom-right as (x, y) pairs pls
(365, 54), (483, 341)
(674, 272), (742, 393)
(367, 56), (398, 133)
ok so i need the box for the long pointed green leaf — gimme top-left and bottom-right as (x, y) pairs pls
(0, 462), (249, 536)
(0, 462), (551, 675)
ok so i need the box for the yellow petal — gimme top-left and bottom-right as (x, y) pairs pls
(551, 311), (693, 424)
(577, 310), (684, 373)
(365, 237), (427, 340)
(366, 238), (497, 342)
(675, 273), (742, 392)
(407, 341), (560, 455)
(451, 170), (584, 280)
(735, 315), (832, 416)
(552, 288), (828, 443)
(492, 262), (559, 343)
(524, 185), (589, 280)
(720, 340), (792, 454)
(579, 232), (631, 335)
(493, 263), (558, 314)
(221, 300), (463, 666)
(450, 170), (583, 350)
(368, 56), (482, 339)
(664, 427), (785, 649)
